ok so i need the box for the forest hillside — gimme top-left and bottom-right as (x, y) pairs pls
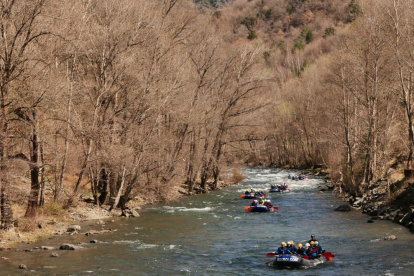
(0, 0), (413, 240)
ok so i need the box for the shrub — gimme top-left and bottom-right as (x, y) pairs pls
(323, 27), (336, 38)
(231, 168), (246, 183)
(247, 29), (257, 40)
(301, 27), (313, 43)
(278, 40), (287, 54)
(286, 4), (294, 15)
(241, 16), (257, 30)
(213, 10), (222, 19)
(42, 202), (65, 217)
(348, 0), (362, 22)
(293, 39), (305, 51)
(261, 8), (273, 20)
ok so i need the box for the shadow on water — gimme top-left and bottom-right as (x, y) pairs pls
(0, 168), (413, 275)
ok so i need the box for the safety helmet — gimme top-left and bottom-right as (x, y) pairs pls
(315, 241), (319, 245)
(310, 241), (315, 245)
(305, 243), (310, 247)
(281, 242), (286, 246)
(253, 200), (258, 203)
(311, 234), (315, 237)
(298, 243), (303, 248)
(290, 240), (294, 245)
(287, 241), (291, 245)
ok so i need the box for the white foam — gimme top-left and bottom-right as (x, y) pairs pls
(178, 207), (213, 212)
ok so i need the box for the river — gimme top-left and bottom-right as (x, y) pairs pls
(1, 168), (413, 275)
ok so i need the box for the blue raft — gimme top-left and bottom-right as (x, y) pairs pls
(273, 254), (325, 268)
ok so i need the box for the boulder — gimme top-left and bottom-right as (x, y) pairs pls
(399, 208), (414, 226)
(90, 240), (98, 243)
(41, 246), (56, 250)
(59, 244), (81, 250)
(50, 253), (59, 258)
(384, 235), (397, 241)
(335, 204), (351, 212)
(67, 225), (81, 233)
(352, 198), (363, 208)
(130, 210), (140, 218)
(19, 264), (27, 269)
(367, 219), (374, 223)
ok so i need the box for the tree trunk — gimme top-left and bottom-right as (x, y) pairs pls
(25, 110), (40, 217)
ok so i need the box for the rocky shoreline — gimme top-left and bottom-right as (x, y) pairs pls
(348, 180), (414, 233)
(313, 166), (414, 233)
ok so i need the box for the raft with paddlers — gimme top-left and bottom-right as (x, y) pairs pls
(269, 184), (290, 193)
(266, 252), (335, 268)
(240, 191), (266, 199)
(244, 205), (278, 212)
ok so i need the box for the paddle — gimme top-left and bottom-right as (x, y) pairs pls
(266, 252), (277, 257)
(322, 252), (335, 261)
(272, 206), (279, 211)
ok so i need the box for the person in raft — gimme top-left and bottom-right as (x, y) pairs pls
(250, 200), (258, 207)
(264, 199), (272, 208)
(307, 241), (321, 259)
(259, 197), (265, 205)
(286, 241), (297, 254)
(308, 234), (318, 243)
(296, 243), (306, 256)
(277, 242), (290, 255)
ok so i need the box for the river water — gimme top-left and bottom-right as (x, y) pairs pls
(1, 168), (413, 275)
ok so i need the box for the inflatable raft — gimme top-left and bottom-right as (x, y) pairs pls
(273, 254), (325, 268)
(244, 205), (278, 212)
(269, 187), (290, 193)
(240, 192), (266, 199)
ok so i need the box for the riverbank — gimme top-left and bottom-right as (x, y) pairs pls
(306, 165), (414, 233)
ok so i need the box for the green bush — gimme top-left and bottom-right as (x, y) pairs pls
(248, 29), (257, 40)
(348, 0), (362, 22)
(261, 8), (273, 20)
(213, 11), (222, 18)
(241, 16), (257, 30)
(323, 27), (336, 38)
(301, 28), (313, 43)
(293, 39), (304, 51)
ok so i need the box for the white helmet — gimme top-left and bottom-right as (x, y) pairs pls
(305, 243), (310, 247)
(315, 241), (319, 245)
(287, 241), (291, 245)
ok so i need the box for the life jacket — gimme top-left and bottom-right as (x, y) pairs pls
(277, 247), (289, 255)
(296, 248), (306, 255)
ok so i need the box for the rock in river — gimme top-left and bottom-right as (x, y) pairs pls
(59, 244), (82, 250)
(335, 204), (351, 212)
(384, 235), (397, 241)
(67, 225), (81, 233)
